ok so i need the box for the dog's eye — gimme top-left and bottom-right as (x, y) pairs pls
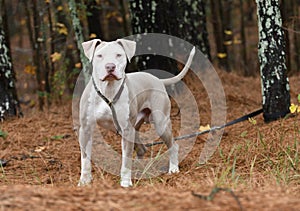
(116, 54), (122, 58)
(97, 54), (103, 58)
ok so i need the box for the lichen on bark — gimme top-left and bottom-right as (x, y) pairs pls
(0, 23), (20, 120)
(256, 0), (290, 122)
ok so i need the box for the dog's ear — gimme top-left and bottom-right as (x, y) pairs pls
(82, 39), (102, 62)
(116, 39), (136, 62)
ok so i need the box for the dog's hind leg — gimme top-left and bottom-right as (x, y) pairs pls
(134, 132), (147, 159)
(133, 108), (151, 159)
(152, 111), (179, 174)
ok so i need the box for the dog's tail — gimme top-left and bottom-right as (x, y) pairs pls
(160, 47), (196, 86)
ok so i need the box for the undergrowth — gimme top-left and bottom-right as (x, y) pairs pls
(213, 110), (300, 189)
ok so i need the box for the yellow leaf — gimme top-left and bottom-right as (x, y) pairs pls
(290, 104), (298, 114)
(75, 63), (82, 68)
(217, 53), (227, 59)
(58, 27), (68, 35)
(233, 38), (242, 45)
(224, 30), (233, 35)
(90, 33), (97, 38)
(35, 146), (46, 152)
(57, 5), (63, 11)
(20, 19), (26, 26)
(56, 23), (68, 35)
(56, 23), (64, 27)
(223, 40), (233, 46)
(67, 44), (74, 49)
(248, 117), (257, 125)
(199, 124), (211, 132)
(51, 52), (62, 62)
(24, 65), (36, 75)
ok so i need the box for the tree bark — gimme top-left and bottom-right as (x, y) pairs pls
(210, 0), (230, 71)
(0, 1), (21, 120)
(293, 1), (300, 72)
(280, 0), (292, 73)
(129, 0), (210, 74)
(86, 0), (103, 38)
(239, 0), (250, 76)
(177, 0), (211, 60)
(129, 0), (179, 75)
(256, 0), (291, 122)
(68, 0), (91, 84)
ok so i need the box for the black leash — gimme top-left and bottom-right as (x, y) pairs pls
(92, 76), (126, 135)
(145, 108), (263, 147)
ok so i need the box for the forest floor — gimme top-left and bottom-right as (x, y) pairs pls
(0, 71), (300, 210)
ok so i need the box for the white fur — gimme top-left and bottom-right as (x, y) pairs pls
(78, 39), (195, 187)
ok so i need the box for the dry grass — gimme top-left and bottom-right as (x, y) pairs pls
(0, 71), (299, 210)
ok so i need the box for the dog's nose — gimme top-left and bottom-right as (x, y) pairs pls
(105, 63), (116, 73)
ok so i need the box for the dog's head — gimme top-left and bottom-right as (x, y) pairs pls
(82, 39), (136, 81)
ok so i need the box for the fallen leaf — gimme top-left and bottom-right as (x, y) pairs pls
(199, 124), (211, 132)
(248, 117), (257, 125)
(289, 103), (298, 114)
(35, 146), (46, 152)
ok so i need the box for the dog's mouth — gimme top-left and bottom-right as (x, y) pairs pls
(102, 74), (121, 81)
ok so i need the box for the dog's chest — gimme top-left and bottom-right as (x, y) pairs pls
(89, 87), (131, 131)
(92, 100), (115, 130)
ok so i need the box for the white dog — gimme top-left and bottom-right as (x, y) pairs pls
(78, 38), (195, 187)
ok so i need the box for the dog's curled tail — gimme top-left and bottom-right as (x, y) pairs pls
(160, 46), (196, 86)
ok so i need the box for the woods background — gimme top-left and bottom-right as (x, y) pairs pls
(0, 0), (299, 111)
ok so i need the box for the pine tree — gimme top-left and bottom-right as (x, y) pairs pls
(68, 0), (91, 84)
(210, 0), (230, 71)
(129, 0), (210, 74)
(0, 17), (21, 120)
(256, 0), (290, 122)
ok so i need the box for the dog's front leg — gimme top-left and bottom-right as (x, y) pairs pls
(120, 128), (135, 187)
(78, 125), (94, 186)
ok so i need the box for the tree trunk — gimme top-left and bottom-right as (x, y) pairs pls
(40, 0), (52, 105)
(177, 0), (211, 60)
(86, 0), (103, 38)
(280, 0), (292, 73)
(119, 0), (130, 36)
(129, 0), (210, 74)
(210, 0), (230, 71)
(129, 0), (179, 75)
(239, 0), (250, 76)
(256, 0), (291, 122)
(23, 0), (46, 110)
(0, 2), (21, 120)
(68, 0), (91, 84)
(293, 1), (300, 72)
(32, 0), (46, 110)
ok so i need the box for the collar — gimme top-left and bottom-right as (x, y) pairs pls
(92, 76), (126, 135)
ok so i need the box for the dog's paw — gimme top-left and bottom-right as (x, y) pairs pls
(168, 165), (180, 174)
(120, 179), (133, 188)
(78, 174), (93, 186)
